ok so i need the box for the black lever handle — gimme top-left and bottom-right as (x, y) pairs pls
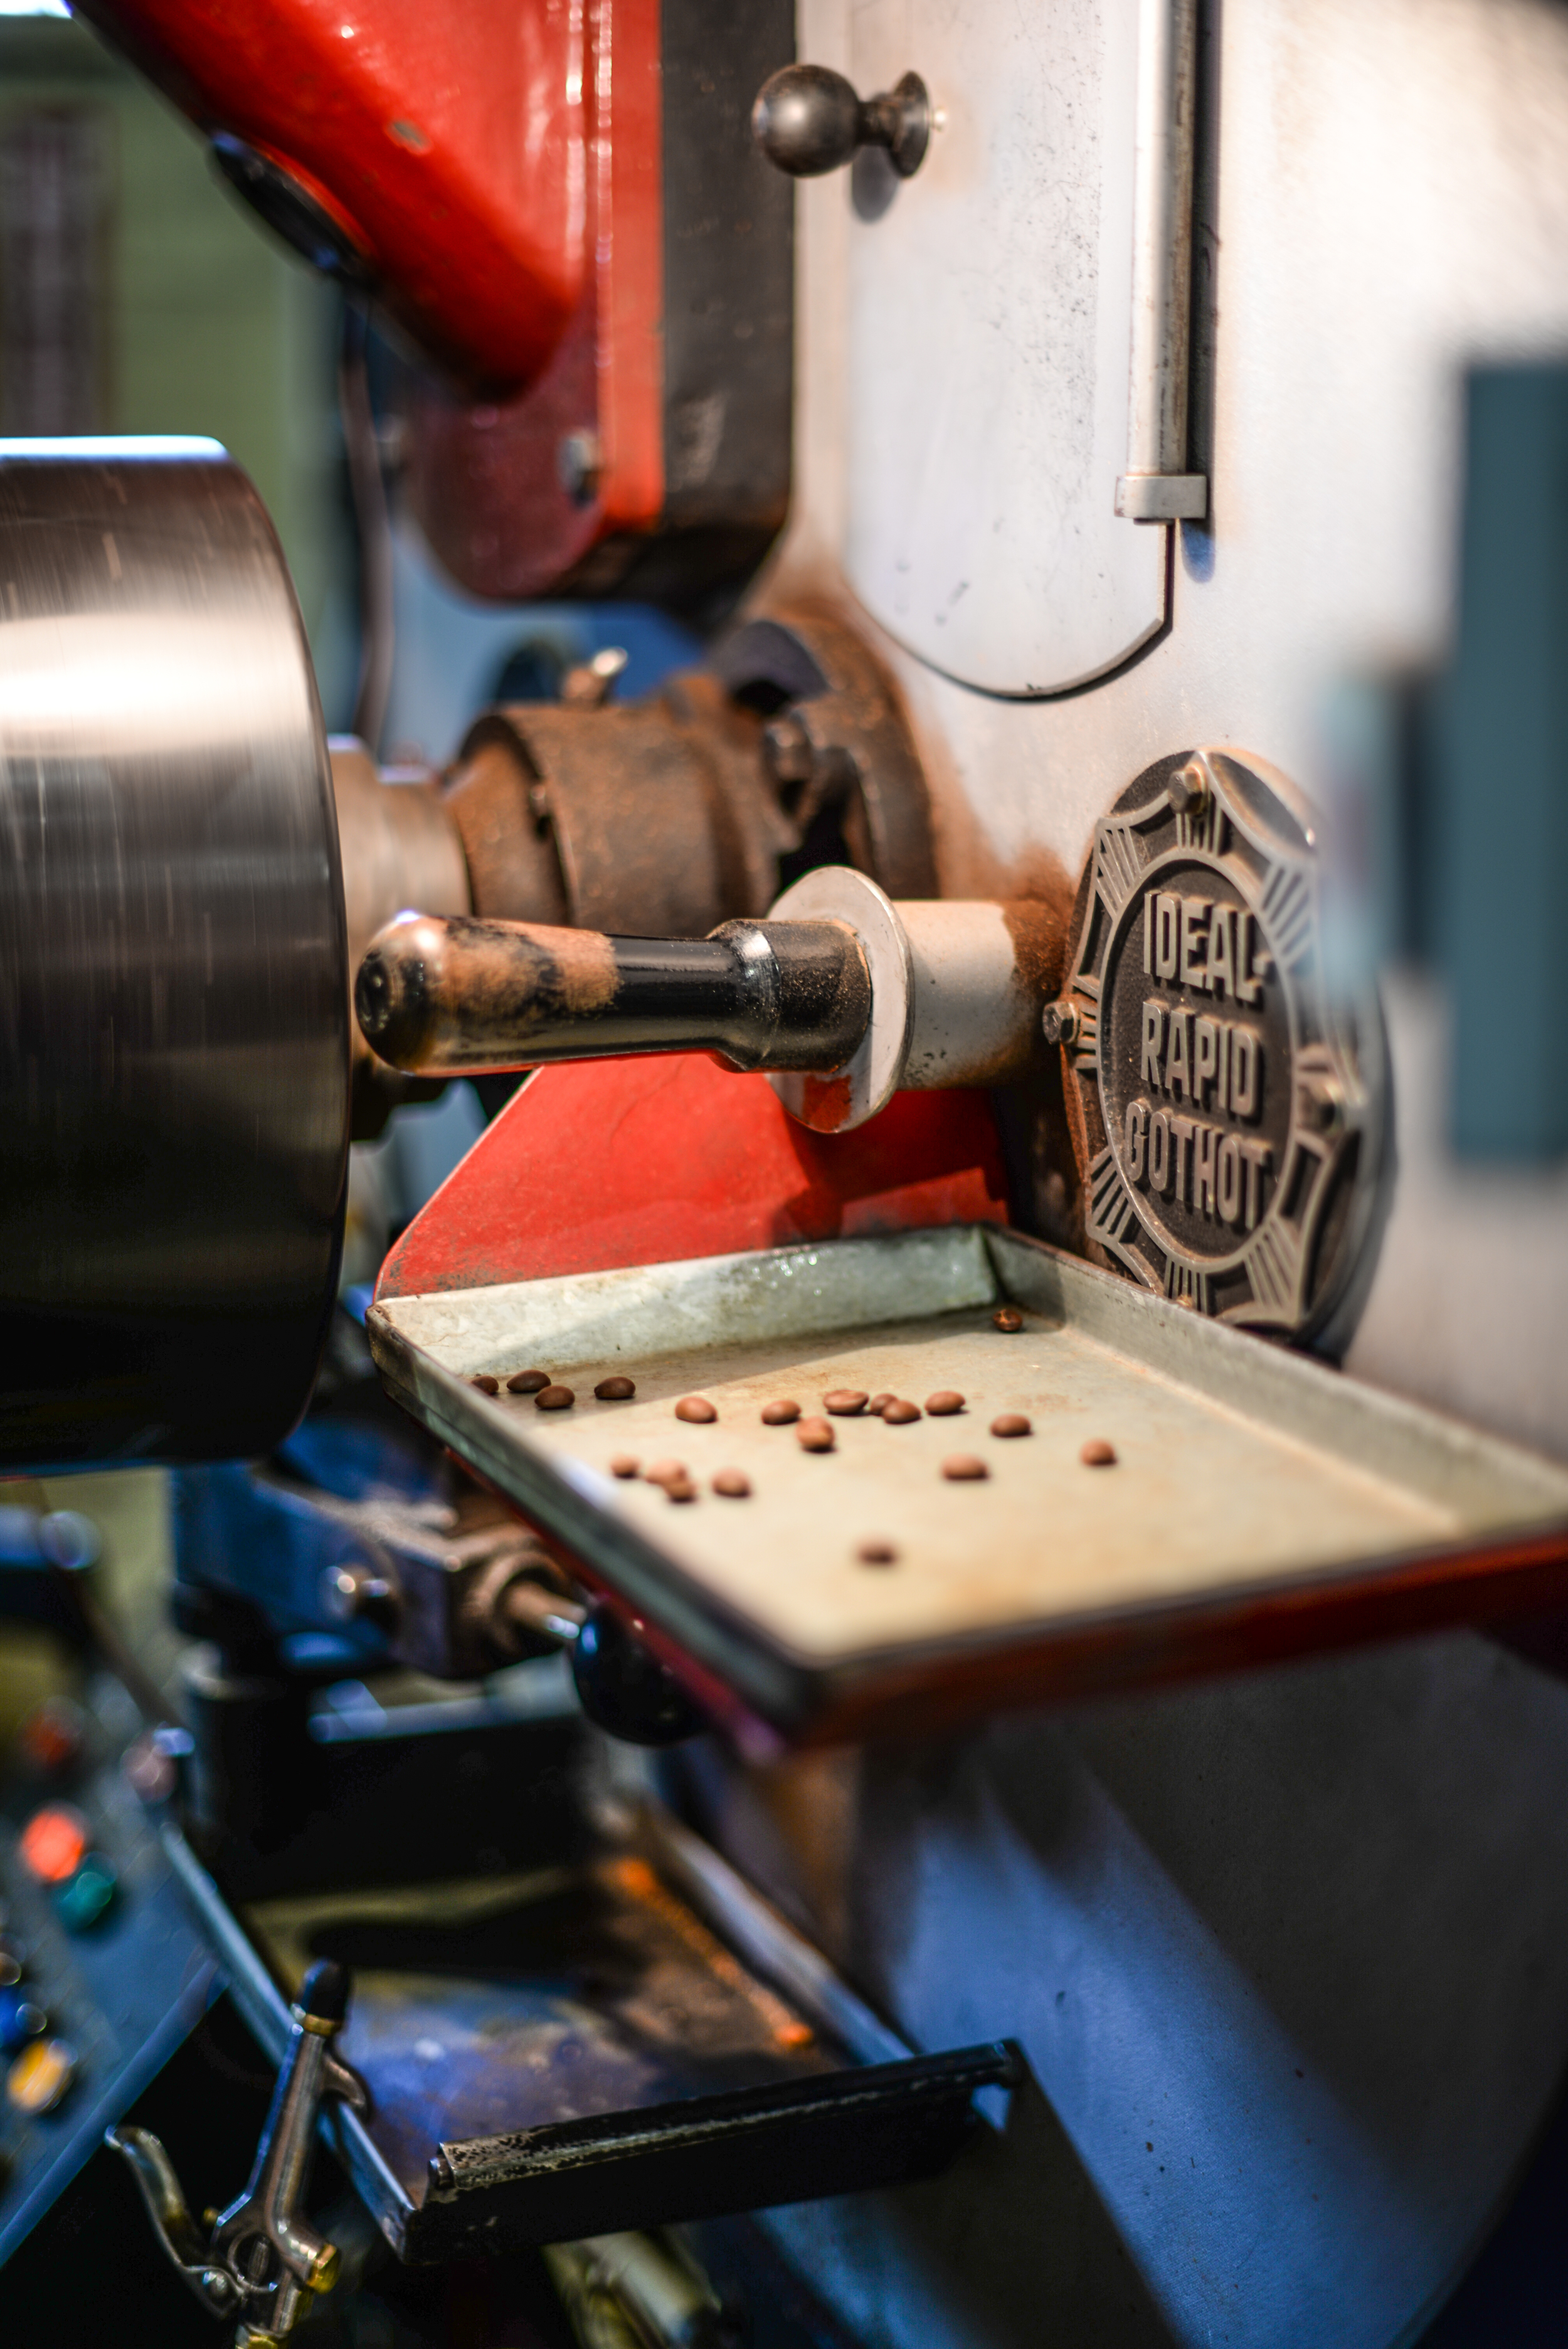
(354, 913), (872, 1079)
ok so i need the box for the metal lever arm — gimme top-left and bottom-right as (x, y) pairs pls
(105, 2124), (246, 2320)
(354, 911), (872, 1079)
(356, 872), (1061, 1137)
(108, 1960), (364, 2346)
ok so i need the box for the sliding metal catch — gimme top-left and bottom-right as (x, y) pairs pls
(107, 1961), (367, 2346)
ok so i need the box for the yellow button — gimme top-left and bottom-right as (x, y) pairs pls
(8, 2038), (76, 2116)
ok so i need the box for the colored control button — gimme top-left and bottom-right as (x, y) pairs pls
(122, 1725), (190, 1808)
(53, 1854), (116, 1934)
(0, 1991), (45, 2055)
(18, 1805), (87, 1885)
(7, 2038), (76, 2116)
(16, 1697), (85, 1778)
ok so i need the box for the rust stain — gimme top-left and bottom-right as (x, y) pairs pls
(522, 922), (620, 1015)
(603, 1855), (815, 2051)
(443, 727), (571, 928)
(800, 1071), (853, 1131)
(999, 891), (1071, 1005)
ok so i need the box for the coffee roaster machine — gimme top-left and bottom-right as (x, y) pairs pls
(4, 1), (1568, 2342)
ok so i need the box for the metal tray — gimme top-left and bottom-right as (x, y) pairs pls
(228, 1810), (1010, 2259)
(368, 1225), (1568, 1745)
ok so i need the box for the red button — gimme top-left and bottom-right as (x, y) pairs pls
(16, 1699), (84, 1778)
(18, 1806), (87, 1885)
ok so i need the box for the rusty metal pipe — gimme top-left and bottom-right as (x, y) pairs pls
(355, 913), (871, 1078)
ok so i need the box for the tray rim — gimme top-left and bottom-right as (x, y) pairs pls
(368, 1226), (1568, 1744)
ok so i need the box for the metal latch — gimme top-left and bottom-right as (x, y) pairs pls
(107, 1960), (366, 2346)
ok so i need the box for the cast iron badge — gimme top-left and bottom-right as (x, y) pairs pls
(1054, 749), (1387, 1343)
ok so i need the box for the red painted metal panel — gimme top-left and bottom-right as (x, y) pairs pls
(77, 0), (601, 391)
(377, 1053), (1012, 1302)
(593, 0), (665, 539)
(401, 0), (665, 598)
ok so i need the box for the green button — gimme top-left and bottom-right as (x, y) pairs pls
(52, 1855), (117, 1934)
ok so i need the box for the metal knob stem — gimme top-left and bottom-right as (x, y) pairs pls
(751, 65), (931, 179)
(354, 913), (872, 1079)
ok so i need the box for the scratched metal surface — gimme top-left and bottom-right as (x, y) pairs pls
(246, 1854), (832, 2203)
(371, 1226), (1568, 1674)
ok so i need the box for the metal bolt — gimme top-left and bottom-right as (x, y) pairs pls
(558, 428), (601, 505)
(1168, 758), (1210, 817)
(761, 713), (817, 790)
(561, 646), (628, 709)
(1300, 1072), (1345, 1133)
(1041, 999), (1079, 1047)
(320, 1562), (399, 1629)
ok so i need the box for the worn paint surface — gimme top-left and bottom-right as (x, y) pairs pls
(248, 1854), (831, 2205)
(376, 1053), (1009, 1300)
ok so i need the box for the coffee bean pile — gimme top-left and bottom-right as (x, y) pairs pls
(485, 1332), (1121, 1547)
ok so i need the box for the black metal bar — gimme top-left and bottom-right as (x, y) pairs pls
(354, 912), (870, 1077)
(410, 2042), (1020, 2261)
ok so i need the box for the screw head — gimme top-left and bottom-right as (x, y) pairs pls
(557, 428), (601, 505)
(1041, 999), (1079, 1047)
(761, 713), (816, 790)
(1299, 1071), (1345, 1133)
(1168, 758), (1210, 817)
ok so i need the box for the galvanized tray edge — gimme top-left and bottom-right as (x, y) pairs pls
(985, 1229), (1568, 1524)
(367, 1308), (820, 1737)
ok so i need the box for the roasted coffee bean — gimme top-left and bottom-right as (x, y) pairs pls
(595, 1376), (636, 1401)
(761, 1399), (800, 1425)
(882, 1399), (921, 1425)
(712, 1469), (751, 1498)
(993, 1306), (1024, 1332)
(1081, 1437), (1118, 1466)
(665, 1478), (698, 1503)
(868, 1392), (898, 1416)
(926, 1391), (965, 1416)
(644, 1460), (689, 1488)
(941, 1454), (988, 1480)
(991, 1413), (1031, 1438)
(506, 1368), (550, 1394)
(824, 1389), (869, 1416)
(856, 1539), (898, 1566)
(610, 1455), (640, 1479)
(470, 1374), (499, 1395)
(797, 1418), (835, 1453)
(675, 1396), (717, 1424)
(535, 1384), (575, 1411)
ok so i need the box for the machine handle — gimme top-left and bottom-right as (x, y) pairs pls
(107, 1960), (366, 2346)
(354, 913), (872, 1079)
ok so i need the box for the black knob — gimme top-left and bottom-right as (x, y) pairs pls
(569, 1607), (707, 1747)
(751, 65), (931, 181)
(298, 1960), (349, 2027)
